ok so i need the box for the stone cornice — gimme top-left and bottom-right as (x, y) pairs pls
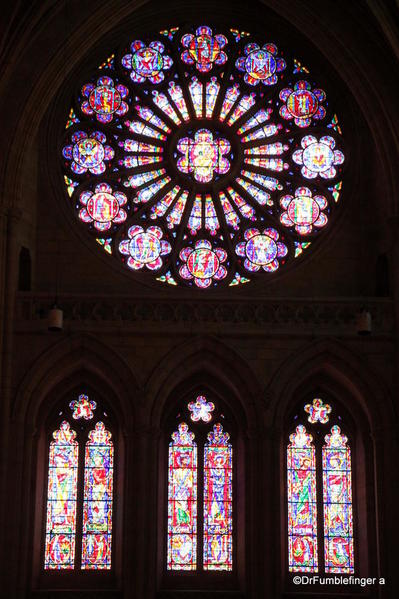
(15, 293), (394, 336)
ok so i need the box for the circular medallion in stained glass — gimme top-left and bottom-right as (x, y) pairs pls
(62, 23), (345, 288)
(73, 138), (104, 168)
(132, 47), (163, 77)
(245, 234), (277, 265)
(302, 142), (334, 173)
(86, 192), (120, 222)
(245, 50), (276, 81)
(129, 231), (162, 264)
(287, 195), (320, 225)
(287, 89), (318, 119)
(187, 248), (220, 279)
(89, 85), (122, 115)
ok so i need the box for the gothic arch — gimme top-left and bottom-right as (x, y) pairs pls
(146, 335), (262, 432)
(12, 332), (140, 428)
(265, 336), (392, 431)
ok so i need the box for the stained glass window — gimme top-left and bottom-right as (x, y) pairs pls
(203, 424), (233, 571)
(323, 426), (354, 573)
(62, 23), (345, 288)
(82, 422), (114, 569)
(167, 423), (197, 570)
(287, 425), (318, 572)
(287, 402), (355, 575)
(167, 397), (233, 573)
(45, 421), (79, 569)
(44, 394), (114, 572)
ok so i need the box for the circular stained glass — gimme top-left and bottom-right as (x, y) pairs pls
(73, 138), (104, 168)
(62, 24), (346, 289)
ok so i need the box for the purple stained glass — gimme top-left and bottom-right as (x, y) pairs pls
(81, 422), (114, 570)
(287, 425), (318, 572)
(177, 129), (231, 183)
(63, 24), (345, 289)
(188, 395), (215, 422)
(323, 426), (354, 573)
(69, 394), (97, 420)
(44, 422), (79, 570)
(167, 423), (197, 570)
(203, 423), (233, 570)
(304, 398), (332, 424)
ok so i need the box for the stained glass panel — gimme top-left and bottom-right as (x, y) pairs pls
(287, 424), (318, 572)
(44, 422), (79, 570)
(81, 422), (114, 570)
(323, 426), (354, 573)
(203, 423), (233, 571)
(62, 24), (345, 288)
(167, 423), (197, 570)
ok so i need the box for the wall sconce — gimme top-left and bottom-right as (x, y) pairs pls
(356, 308), (372, 335)
(48, 304), (63, 331)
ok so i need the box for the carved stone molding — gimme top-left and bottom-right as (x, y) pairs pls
(15, 293), (394, 336)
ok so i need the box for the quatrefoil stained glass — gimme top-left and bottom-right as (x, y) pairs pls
(62, 24), (345, 288)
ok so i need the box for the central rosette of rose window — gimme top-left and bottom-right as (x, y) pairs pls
(176, 129), (231, 183)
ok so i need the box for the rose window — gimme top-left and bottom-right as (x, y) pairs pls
(62, 24), (346, 289)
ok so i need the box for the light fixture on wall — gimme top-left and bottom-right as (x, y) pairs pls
(356, 307), (372, 335)
(48, 303), (63, 331)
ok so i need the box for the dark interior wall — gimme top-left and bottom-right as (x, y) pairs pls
(0, 1), (398, 598)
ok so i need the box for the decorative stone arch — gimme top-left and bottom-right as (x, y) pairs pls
(265, 336), (392, 431)
(142, 335), (262, 596)
(263, 336), (386, 591)
(146, 334), (262, 432)
(8, 332), (139, 594)
(12, 332), (140, 428)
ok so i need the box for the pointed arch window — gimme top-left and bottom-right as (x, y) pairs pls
(287, 398), (354, 574)
(167, 395), (233, 572)
(44, 394), (114, 570)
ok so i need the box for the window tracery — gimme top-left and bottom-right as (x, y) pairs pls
(44, 393), (114, 570)
(287, 399), (354, 574)
(62, 24), (345, 288)
(167, 395), (233, 571)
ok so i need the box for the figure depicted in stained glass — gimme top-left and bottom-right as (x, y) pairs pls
(236, 227), (287, 273)
(69, 394), (97, 420)
(78, 183), (128, 231)
(45, 422), (79, 569)
(119, 225), (171, 270)
(323, 426), (354, 573)
(80, 76), (129, 123)
(279, 188), (328, 235)
(179, 239), (228, 288)
(181, 26), (227, 72)
(63, 131), (114, 175)
(177, 130), (231, 183)
(62, 24), (345, 288)
(203, 423), (232, 570)
(292, 136), (344, 179)
(122, 40), (172, 84)
(168, 423), (197, 570)
(235, 42), (285, 86)
(188, 395), (215, 422)
(82, 422), (114, 569)
(304, 398), (332, 424)
(287, 424), (318, 572)
(279, 81), (326, 127)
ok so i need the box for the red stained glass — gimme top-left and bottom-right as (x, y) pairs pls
(81, 422), (114, 569)
(323, 426), (354, 573)
(203, 423), (233, 571)
(44, 422), (79, 569)
(287, 425), (318, 572)
(167, 423), (197, 570)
